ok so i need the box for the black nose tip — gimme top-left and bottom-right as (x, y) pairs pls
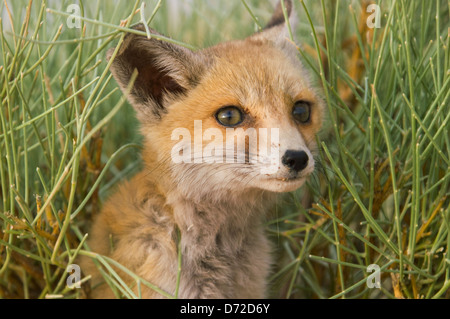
(282, 150), (309, 172)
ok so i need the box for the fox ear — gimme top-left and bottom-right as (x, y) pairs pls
(107, 24), (205, 123)
(265, 0), (293, 30)
(251, 0), (296, 44)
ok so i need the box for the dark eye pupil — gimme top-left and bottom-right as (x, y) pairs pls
(293, 102), (311, 123)
(216, 107), (243, 127)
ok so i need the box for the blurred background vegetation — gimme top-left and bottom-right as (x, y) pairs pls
(0, 0), (448, 299)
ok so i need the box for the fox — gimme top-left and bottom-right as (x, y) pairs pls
(80, 0), (324, 299)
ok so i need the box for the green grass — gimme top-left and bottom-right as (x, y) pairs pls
(0, 0), (449, 299)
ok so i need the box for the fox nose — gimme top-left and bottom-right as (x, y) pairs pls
(282, 150), (309, 172)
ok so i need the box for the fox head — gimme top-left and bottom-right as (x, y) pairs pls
(107, 0), (324, 200)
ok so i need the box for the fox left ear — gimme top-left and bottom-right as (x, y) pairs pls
(107, 24), (208, 124)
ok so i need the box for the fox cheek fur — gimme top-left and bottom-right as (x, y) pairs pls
(80, 0), (324, 298)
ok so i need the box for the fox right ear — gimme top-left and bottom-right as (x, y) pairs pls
(107, 24), (206, 123)
(251, 0), (296, 44)
(265, 0), (293, 30)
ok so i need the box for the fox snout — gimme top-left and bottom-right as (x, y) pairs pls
(282, 150), (309, 173)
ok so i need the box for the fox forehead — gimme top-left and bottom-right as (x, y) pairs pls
(175, 38), (319, 122)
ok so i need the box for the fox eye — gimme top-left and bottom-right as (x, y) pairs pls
(215, 106), (244, 127)
(293, 101), (311, 124)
